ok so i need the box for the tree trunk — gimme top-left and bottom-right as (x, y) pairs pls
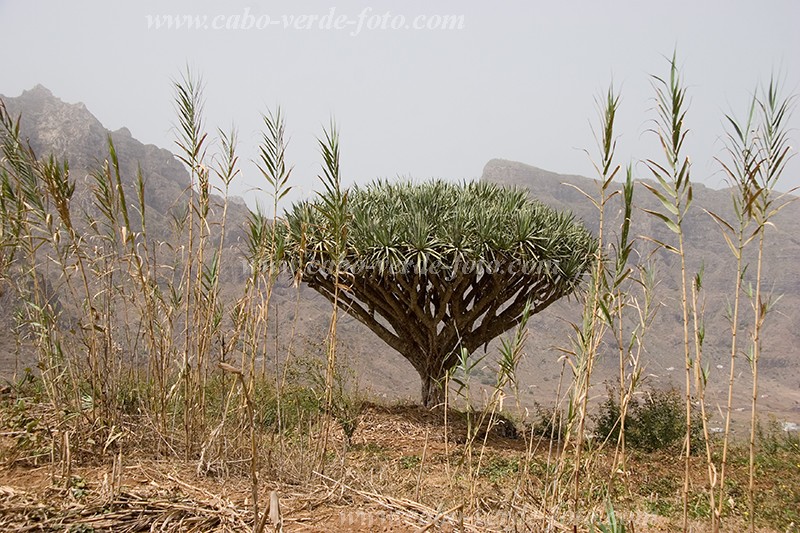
(419, 369), (445, 409)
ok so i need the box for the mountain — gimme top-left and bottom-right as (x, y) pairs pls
(0, 85), (422, 401)
(4, 86), (187, 220)
(1, 85), (252, 250)
(1, 88), (797, 429)
(482, 159), (800, 423)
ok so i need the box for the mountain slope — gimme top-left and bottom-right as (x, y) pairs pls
(1, 88), (797, 427)
(0, 86), (423, 401)
(482, 159), (800, 422)
(4, 85), (188, 224)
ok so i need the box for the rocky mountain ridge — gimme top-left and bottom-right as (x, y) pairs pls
(482, 159), (800, 421)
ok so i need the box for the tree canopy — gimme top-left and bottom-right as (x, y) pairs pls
(282, 179), (597, 407)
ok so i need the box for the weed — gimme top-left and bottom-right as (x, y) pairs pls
(400, 454), (421, 469)
(591, 502), (627, 533)
(481, 456), (519, 483)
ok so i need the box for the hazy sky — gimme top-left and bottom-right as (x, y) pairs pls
(1, 0), (799, 209)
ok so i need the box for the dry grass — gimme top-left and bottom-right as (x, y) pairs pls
(1, 399), (797, 532)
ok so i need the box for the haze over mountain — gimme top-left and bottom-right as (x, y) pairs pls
(1, 87), (798, 428)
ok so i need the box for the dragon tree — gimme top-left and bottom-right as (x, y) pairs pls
(282, 179), (597, 407)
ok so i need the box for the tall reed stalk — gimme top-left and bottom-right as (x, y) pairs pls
(641, 53), (695, 533)
(745, 78), (795, 533)
(709, 94), (759, 531)
(549, 83), (638, 526)
(565, 86), (620, 517)
(314, 122), (349, 467)
(609, 257), (655, 481)
(690, 266), (718, 530)
(254, 107), (293, 434)
(172, 71), (209, 453)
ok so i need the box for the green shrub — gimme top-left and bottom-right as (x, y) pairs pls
(595, 388), (704, 453)
(528, 401), (564, 441)
(627, 389), (686, 452)
(594, 391), (621, 445)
